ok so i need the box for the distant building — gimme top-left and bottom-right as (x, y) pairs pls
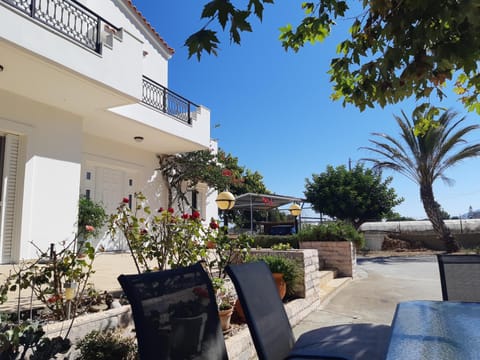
(359, 219), (480, 250)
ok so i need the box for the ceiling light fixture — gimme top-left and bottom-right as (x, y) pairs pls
(134, 136), (144, 143)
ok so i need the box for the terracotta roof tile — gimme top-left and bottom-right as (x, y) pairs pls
(123, 0), (175, 55)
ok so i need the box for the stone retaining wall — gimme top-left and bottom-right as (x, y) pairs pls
(299, 241), (356, 277)
(226, 249), (323, 360)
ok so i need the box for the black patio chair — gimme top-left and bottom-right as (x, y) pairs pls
(226, 261), (390, 360)
(118, 262), (228, 360)
(437, 254), (480, 302)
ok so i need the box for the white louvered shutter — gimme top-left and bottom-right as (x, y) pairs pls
(1, 134), (19, 263)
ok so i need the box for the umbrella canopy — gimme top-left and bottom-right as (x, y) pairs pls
(232, 193), (304, 211)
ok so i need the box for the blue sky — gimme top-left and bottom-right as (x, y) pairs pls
(133, 1), (480, 219)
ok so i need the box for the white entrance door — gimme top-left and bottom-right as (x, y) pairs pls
(81, 165), (135, 251)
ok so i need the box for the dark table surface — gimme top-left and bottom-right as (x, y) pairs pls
(386, 300), (480, 360)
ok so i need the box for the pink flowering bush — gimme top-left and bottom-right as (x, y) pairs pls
(108, 192), (218, 273)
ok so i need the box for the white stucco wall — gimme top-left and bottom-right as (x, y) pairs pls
(82, 134), (162, 206)
(0, 2), (143, 100)
(0, 91), (82, 261)
(82, 0), (170, 86)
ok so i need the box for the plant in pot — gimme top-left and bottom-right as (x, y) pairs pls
(202, 227), (252, 326)
(211, 277), (235, 332)
(248, 255), (301, 300)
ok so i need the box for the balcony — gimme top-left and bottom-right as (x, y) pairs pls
(1, 0), (118, 53)
(142, 77), (198, 125)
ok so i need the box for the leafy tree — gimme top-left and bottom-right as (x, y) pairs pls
(304, 163), (403, 229)
(216, 150), (270, 228)
(439, 204), (451, 220)
(362, 108), (480, 252)
(157, 149), (268, 214)
(186, 1), (480, 117)
(158, 150), (226, 209)
(386, 212), (416, 222)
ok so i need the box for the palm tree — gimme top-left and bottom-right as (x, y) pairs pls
(362, 109), (480, 252)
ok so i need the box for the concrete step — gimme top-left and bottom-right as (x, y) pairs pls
(318, 276), (352, 306)
(318, 269), (337, 289)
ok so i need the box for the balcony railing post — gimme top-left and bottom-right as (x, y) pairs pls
(96, 16), (102, 53)
(162, 89), (167, 113)
(30, 0), (36, 18)
(187, 102), (191, 124)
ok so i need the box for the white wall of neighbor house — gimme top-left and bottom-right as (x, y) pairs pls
(0, 91), (83, 261)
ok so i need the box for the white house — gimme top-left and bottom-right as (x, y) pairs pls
(0, 0), (218, 263)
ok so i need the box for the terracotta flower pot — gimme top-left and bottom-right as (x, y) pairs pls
(234, 299), (245, 323)
(272, 273), (287, 300)
(219, 307), (234, 331)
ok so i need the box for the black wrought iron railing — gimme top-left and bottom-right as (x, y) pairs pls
(142, 77), (198, 125)
(1, 0), (119, 53)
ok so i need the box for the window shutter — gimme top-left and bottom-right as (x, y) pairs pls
(1, 134), (19, 263)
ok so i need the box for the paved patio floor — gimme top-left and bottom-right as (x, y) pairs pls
(293, 255), (442, 336)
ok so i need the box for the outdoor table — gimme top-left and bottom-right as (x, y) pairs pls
(386, 300), (480, 360)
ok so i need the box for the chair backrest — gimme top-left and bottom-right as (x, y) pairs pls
(437, 254), (480, 302)
(118, 262), (228, 360)
(226, 261), (295, 360)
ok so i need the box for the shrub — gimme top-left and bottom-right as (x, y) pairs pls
(78, 197), (107, 240)
(0, 317), (71, 360)
(296, 221), (365, 248)
(251, 235), (298, 249)
(75, 330), (137, 360)
(271, 242), (293, 250)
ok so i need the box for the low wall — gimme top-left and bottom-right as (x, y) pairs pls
(361, 219), (480, 250)
(227, 249), (323, 360)
(363, 231), (480, 250)
(298, 241), (356, 277)
(250, 249), (322, 298)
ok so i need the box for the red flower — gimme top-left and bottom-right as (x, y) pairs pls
(209, 221), (219, 230)
(222, 169), (233, 177)
(168, 207), (174, 214)
(140, 229), (148, 235)
(85, 225), (95, 232)
(193, 287), (209, 298)
(181, 213), (189, 220)
(47, 294), (61, 303)
(122, 197), (129, 204)
(192, 211), (201, 219)
(158, 207), (164, 213)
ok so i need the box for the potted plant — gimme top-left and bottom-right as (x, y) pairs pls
(218, 300), (234, 331)
(212, 277), (235, 331)
(248, 255), (301, 300)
